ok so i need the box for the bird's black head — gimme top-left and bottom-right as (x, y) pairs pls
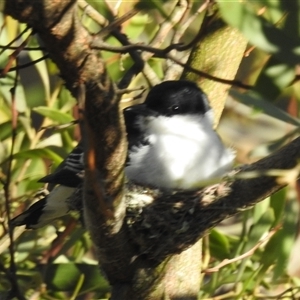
(144, 80), (211, 117)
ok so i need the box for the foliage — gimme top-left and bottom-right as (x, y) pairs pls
(0, 0), (300, 299)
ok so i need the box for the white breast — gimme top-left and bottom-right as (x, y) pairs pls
(125, 114), (234, 189)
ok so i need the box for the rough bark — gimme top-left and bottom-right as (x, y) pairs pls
(4, 1), (300, 299)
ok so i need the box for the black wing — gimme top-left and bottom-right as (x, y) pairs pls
(123, 105), (150, 154)
(10, 190), (49, 229)
(39, 143), (84, 188)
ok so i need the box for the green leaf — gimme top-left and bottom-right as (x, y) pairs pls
(272, 199), (298, 279)
(136, 0), (169, 19)
(258, 0), (285, 24)
(51, 228), (86, 261)
(209, 229), (231, 260)
(254, 57), (295, 100)
(27, 45), (50, 101)
(259, 198), (298, 280)
(217, 0), (300, 64)
(126, 13), (149, 41)
(33, 106), (74, 124)
(44, 263), (110, 294)
(0, 121), (14, 141)
(18, 115), (35, 140)
(0, 78), (28, 113)
(245, 209), (274, 252)
(230, 90), (300, 127)
(13, 148), (62, 165)
(270, 188), (286, 225)
(253, 197), (270, 224)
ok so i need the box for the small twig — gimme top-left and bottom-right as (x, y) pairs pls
(116, 86), (145, 95)
(204, 225), (281, 273)
(0, 54), (49, 77)
(99, 3), (144, 89)
(255, 287), (300, 299)
(111, 31), (144, 90)
(91, 39), (184, 56)
(40, 220), (78, 263)
(91, 38), (252, 89)
(97, 8), (140, 38)
(173, 0), (210, 44)
(0, 33), (32, 77)
(120, 89), (146, 103)
(77, 0), (107, 27)
(0, 45), (46, 51)
(166, 53), (253, 89)
(0, 25), (31, 56)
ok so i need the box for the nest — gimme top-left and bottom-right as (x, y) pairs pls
(68, 179), (232, 263)
(125, 182), (232, 262)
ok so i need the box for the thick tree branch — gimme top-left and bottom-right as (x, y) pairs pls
(5, 0), (134, 287)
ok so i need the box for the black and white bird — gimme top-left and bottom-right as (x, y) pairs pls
(125, 80), (234, 189)
(11, 143), (84, 229)
(11, 80), (235, 229)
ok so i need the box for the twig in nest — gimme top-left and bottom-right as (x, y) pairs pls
(126, 181), (232, 262)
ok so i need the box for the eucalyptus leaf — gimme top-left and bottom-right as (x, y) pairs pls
(217, 1), (300, 64)
(33, 106), (74, 124)
(209, 229), (231, 260)
(13, 148), (62, 165)
(254, 57), (295, 100)
(230, 90), (300, 127)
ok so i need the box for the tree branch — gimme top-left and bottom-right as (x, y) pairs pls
(5, 0), (135, 289)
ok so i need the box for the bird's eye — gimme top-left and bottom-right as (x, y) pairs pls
(170, 105), (180, 113)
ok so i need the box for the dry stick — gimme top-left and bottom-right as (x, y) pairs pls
(165, 2), (206, 80)
(255, 287), (300, 299)
(109, 28), (144, 90)
(77, 0), (107, 27)
(173, 0), (210, 44)
(167, 52), (253, 89)
(97, 7), (140, 38)
(91, 40), (253, 90)
(98, 2), (144, 90)
(0, 45), (45, 50)
(40, 220), (78, 263)
(143, 0), (190, 84)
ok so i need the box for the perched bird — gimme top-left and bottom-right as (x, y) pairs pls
(11, 80), (234, 229)
(125, 80), (234, 189)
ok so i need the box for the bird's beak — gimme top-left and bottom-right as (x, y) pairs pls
(124, 103), (157, 117)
